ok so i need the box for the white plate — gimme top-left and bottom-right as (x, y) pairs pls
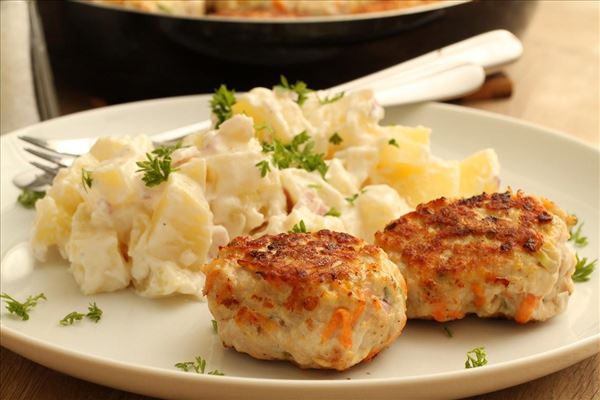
(1, 97), (598, 400)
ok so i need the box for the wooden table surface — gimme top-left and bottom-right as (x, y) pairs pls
(1, 1), (598, 399)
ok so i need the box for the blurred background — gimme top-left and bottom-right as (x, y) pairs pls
(2, 1), (597, 143)
(3, 0), (541, 128)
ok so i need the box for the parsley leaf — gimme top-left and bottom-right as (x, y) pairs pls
(465, 346), (487, 368)
(388, 138), (399, 148)
(569, 220), (588, 247)
(136, 142), (182, 187)
(60, 311), (85, 326)
(325, 207), (341, 217)
(175, 356), (206, 373)
(17, 189), (45, 209)
(290, 220), (307, 233)
(86, 302), (103, 323)
(260, 131), (328, 178)
(211, 319), (218, 334)
(318, 91), (344, 105)
(255, 160), (271, 177)
(573, 254), (597, 282)
(175, 356), (224, 376)
(254, 123), (274, 135)
(329, 132), (343, 145)
(277, 75), (313, 106)
(81, 169), (93, 192)
(443, 326), (453, 338)
(207, 370), (225, 376)
(211, 84), (236, 128)
(0, 293), (46, 321)
(345, 193), (359, 205)
(156, 3), (171, 13)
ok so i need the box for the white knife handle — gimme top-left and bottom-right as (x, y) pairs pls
(374, 62), (485, 106)
(331, 29), (522, 93)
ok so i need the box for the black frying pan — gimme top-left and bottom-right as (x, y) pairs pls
(36, 0), (536, 106)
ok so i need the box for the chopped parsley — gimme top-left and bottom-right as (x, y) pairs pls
(318, 91), (344, 105)
(329, 132), (343, 145)
(255, 160), (271, 177)
(569, 220), (588, 247)
(211, 319), (218, 333)
(345, 193), (359, 205)
(307, 183), (322, 190)
(60, 311), (85, 326)
(81, 169), (93, 192)
(207, 370), (225, 376)
(86, 302), (103, 323)
(465, 346), (487, 368)
(210, 84), (236, 128)
(156, 3), (171, 13)
(290, 220), (307, 233)
(572, 254), (597, 282)
(17, 189), (45, 209)
(254, 123), (274, 135)
(258, 131), (328, 178)
(175, 356), (224, 376)
(0, 293), (46, 321)
(443, 326), (453, 338)
(277, 75), (313, 106)
(388, 138), (399, 148)
(59, 302), (103, 326)
(325, 208), (341, 217)
(136, 142), (182, 187)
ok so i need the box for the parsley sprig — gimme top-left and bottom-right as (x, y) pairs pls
(569, 220), (588, 247)
(318, 91), (344, 105)
(255, 160), (271, 177)
(81, 169), (93, 192)
(329, 132), (343, 145)
(573, 254), (597, 282)
(0, 293), (46, 321)
(175, 356), (224, 376)
(59, 302), (103, 326)
(17, 189), (45, 209)
(325, 208), (341, 217)
(258, 131), (328, 178)
(136, 142), (182, 187)
(290, 220), (308, 233)
(87, 302), (103, 322)
(277, 75), (313, 106)
(60, 311), (85, 326)
(211, 84), (236, 128)
(345, 193), (359, 205)
(465, 346), (487, 368)
(443, 326), (453, 338)
(388, 138), (399, 148)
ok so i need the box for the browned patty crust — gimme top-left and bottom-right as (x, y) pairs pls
(375, 190), (576, 323)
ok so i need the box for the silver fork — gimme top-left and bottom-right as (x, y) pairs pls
(14, 120), (212, 190)
(15, 30), (522, 191)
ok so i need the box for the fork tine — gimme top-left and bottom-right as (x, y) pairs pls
(24, 147), (72, 167)
(30, 160), (61, 176)
(19, 135), (59, 154)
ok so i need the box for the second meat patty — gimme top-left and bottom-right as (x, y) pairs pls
(375, 190), (576, 323)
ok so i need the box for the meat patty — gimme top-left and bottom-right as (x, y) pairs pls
(375, 190), (576, 324)
(203, 230), (407, 370)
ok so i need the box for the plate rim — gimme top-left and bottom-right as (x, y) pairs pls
(1, 321), (599, 387)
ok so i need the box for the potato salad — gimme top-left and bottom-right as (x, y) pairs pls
(32, 81), (499, 298)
